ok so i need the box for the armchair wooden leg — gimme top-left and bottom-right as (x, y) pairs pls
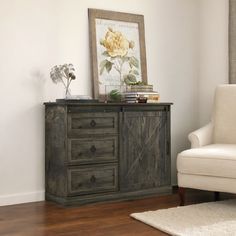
(178, 187), (185, 206)
(214, 191), (220, 201)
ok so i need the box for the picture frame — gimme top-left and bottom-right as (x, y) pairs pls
(88, 8), (148, 100)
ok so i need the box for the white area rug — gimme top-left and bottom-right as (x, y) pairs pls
(131, 200), (236, 236)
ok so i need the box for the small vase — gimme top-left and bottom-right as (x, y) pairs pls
(65, 88), (72, 99)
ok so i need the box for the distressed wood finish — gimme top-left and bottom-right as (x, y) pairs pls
(45, 105), (67, 197)
(68, 164), (118, 195)
(68, 136), (118, 164)
(120, 110), (171, 192)
(68, 112), (118, 136)
(44, 103), (172, 205)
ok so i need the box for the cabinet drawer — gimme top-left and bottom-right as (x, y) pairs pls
(68, 164), (118, 195)
(68, 137), (118, 164)
(67, 112), (118, 136)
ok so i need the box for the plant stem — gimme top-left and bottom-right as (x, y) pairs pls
(65, 78), (71, 97)
(112, 57), (126, 84)
(119, 58), (125, 85)
(60, 77), (67, 89)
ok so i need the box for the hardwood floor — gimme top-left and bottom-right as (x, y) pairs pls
(0, 190), (234, 236)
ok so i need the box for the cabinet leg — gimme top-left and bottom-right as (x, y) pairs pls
(178, 187), (185, 206)
(214, 191), (220, 201)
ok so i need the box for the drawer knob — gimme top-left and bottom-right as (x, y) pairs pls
(90, 120), (96, 127)
(90, 175), (96, 183)
(90, 145), (96, 153)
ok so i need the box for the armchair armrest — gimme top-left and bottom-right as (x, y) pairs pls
(188, 122), (213, 148)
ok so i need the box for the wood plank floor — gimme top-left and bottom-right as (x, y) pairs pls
(0, 190), (234, 236)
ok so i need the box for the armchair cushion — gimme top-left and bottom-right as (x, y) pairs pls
(177, 144), (236, 179)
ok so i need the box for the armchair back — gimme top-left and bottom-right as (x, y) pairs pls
(213, 85), (236, 144)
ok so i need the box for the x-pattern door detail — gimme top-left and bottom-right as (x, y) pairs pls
(120, 111), (168, 192)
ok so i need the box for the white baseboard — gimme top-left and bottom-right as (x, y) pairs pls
(0, 191), (45, 206)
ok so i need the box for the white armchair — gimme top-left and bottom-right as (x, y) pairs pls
(177, 85), (236, 205)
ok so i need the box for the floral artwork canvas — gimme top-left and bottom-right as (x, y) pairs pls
(89, 9), (147, 99)
(96, 19), (141, 95)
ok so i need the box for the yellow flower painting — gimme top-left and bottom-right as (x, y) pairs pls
(99, 27), (139, 86)
(101, 27), (130, 57)
(95, 18), (142, 94)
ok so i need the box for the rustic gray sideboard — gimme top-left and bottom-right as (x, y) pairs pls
(44, 102), (172, 205)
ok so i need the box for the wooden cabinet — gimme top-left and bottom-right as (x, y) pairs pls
(44, 103), (172, 205)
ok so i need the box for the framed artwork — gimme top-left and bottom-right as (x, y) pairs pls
(88, 8), (148, 99)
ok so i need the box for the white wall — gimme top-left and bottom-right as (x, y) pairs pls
(198, 0), (229, 125)
(0, 0), (215, 206)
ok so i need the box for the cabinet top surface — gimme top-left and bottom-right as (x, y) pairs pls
(44, 102), (173, 106)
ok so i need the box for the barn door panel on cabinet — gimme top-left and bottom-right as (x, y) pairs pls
(120, 109), (170, 192)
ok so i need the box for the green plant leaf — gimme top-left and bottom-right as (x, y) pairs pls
(124, 74), (137, 85)
(129, 69), (139, 75)
(129, 56), (139, 68)
(122, 56), (130, 62)
(105, 61), (113, 73)
(100, 59), (107, 75)
(100, 60), (113, 74)
(109, 89), (122, 101)
(102, 51), (109, 57)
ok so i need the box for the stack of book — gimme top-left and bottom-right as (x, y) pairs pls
(124, 91), (160, 103)
(128, 85), (153, 92)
